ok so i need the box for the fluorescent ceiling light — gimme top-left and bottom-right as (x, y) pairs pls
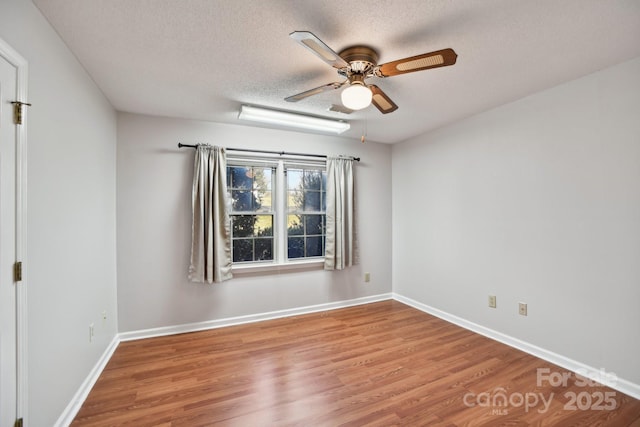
(238, 105), (350, 134)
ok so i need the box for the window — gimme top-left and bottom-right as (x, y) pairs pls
(227, 158), (326, 266)
(227, 164), (274, 263)
(286, 168), (326, 259)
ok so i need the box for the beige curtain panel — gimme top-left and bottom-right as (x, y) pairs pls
(324, 156), (355, 270)
(189, 145), (233, 283)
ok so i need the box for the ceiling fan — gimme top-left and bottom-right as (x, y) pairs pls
(285, 31), (458, 114)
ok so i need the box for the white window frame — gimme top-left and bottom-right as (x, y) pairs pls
(227, 155), (326, 273)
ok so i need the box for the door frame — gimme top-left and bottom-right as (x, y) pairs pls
(0, 36), (29, 424)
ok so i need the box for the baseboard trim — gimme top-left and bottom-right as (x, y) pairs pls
(54, 335), (120, 427)
(119, 293), (393, 342)
(392, 293), (640, 400)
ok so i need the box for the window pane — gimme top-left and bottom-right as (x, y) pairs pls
(232, 190), (253, 211)
(305, 214), (324, 235)
(260, 168), (272, 191)
(252, 168), (272, 206)
(255, 238), (273, 261)
(256, 190), (272, 212)
(230, 166), (273, 213)
(288, 190), (302, 211)
(287, 214), (303, 235)
(288, 236), (304, 259)
(287, 169), (302, 189)
(306, 236), (323, 257)
(233, 215), (273, 237)
(232, 215), (255, 238)
(229, 166), (252, 189)
(304, 191), (321, 211)
(233, 239), (253, 262)
(305, 170), (322, 190)
(254, 215), (273, 237)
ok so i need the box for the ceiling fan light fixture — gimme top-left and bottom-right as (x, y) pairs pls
(341, 83), (372, 111)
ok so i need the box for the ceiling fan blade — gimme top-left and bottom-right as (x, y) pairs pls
(369, 85), (398, 114)
(377, 48), (457, 77)
(329, 104), (354, 114)
(285, 81), (346, 102)
(290, 31), (349, 69)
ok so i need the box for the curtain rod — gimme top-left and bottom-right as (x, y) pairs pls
(177, 143), (360, 162)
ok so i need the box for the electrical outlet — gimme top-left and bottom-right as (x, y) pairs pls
(519, 302), (528, 316)
(488, 295), (497, 308)
(89, 323), (95, 342)
(364, 272), (371, 283)
(102, 310), (107, 323)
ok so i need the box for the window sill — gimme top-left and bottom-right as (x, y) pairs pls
(232, 259), (325, 276)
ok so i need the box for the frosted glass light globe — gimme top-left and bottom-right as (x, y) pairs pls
(341, 84), (373, 110)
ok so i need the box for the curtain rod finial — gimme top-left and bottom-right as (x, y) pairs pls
(178, 143), (198, 149)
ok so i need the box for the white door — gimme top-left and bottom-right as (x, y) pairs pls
(0, 51), (18, 427)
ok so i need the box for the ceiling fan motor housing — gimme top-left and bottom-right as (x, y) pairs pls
(339, 46), (379, 77)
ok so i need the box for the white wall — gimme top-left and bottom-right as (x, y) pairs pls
(393, 57), (640, 386)
(0, 1), (118, 426)
(117, 113), (392, 332)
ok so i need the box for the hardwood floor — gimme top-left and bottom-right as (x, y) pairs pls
(72, 300), (640, 426)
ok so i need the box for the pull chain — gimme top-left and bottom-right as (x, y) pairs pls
(361, 111), (368, 143)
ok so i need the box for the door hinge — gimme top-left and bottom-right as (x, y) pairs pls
(14, 261), (22, 282)
(11, 101), (32, 125)
(15, 418), (24, 427)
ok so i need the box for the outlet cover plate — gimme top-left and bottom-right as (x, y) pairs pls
(519, 302), (528, 316)
(488, 295), (497, 308)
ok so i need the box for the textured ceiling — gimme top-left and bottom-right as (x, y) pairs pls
(33, 0), (640, 144)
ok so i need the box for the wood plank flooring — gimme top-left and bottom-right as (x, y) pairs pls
(72, 300), (640, 426)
